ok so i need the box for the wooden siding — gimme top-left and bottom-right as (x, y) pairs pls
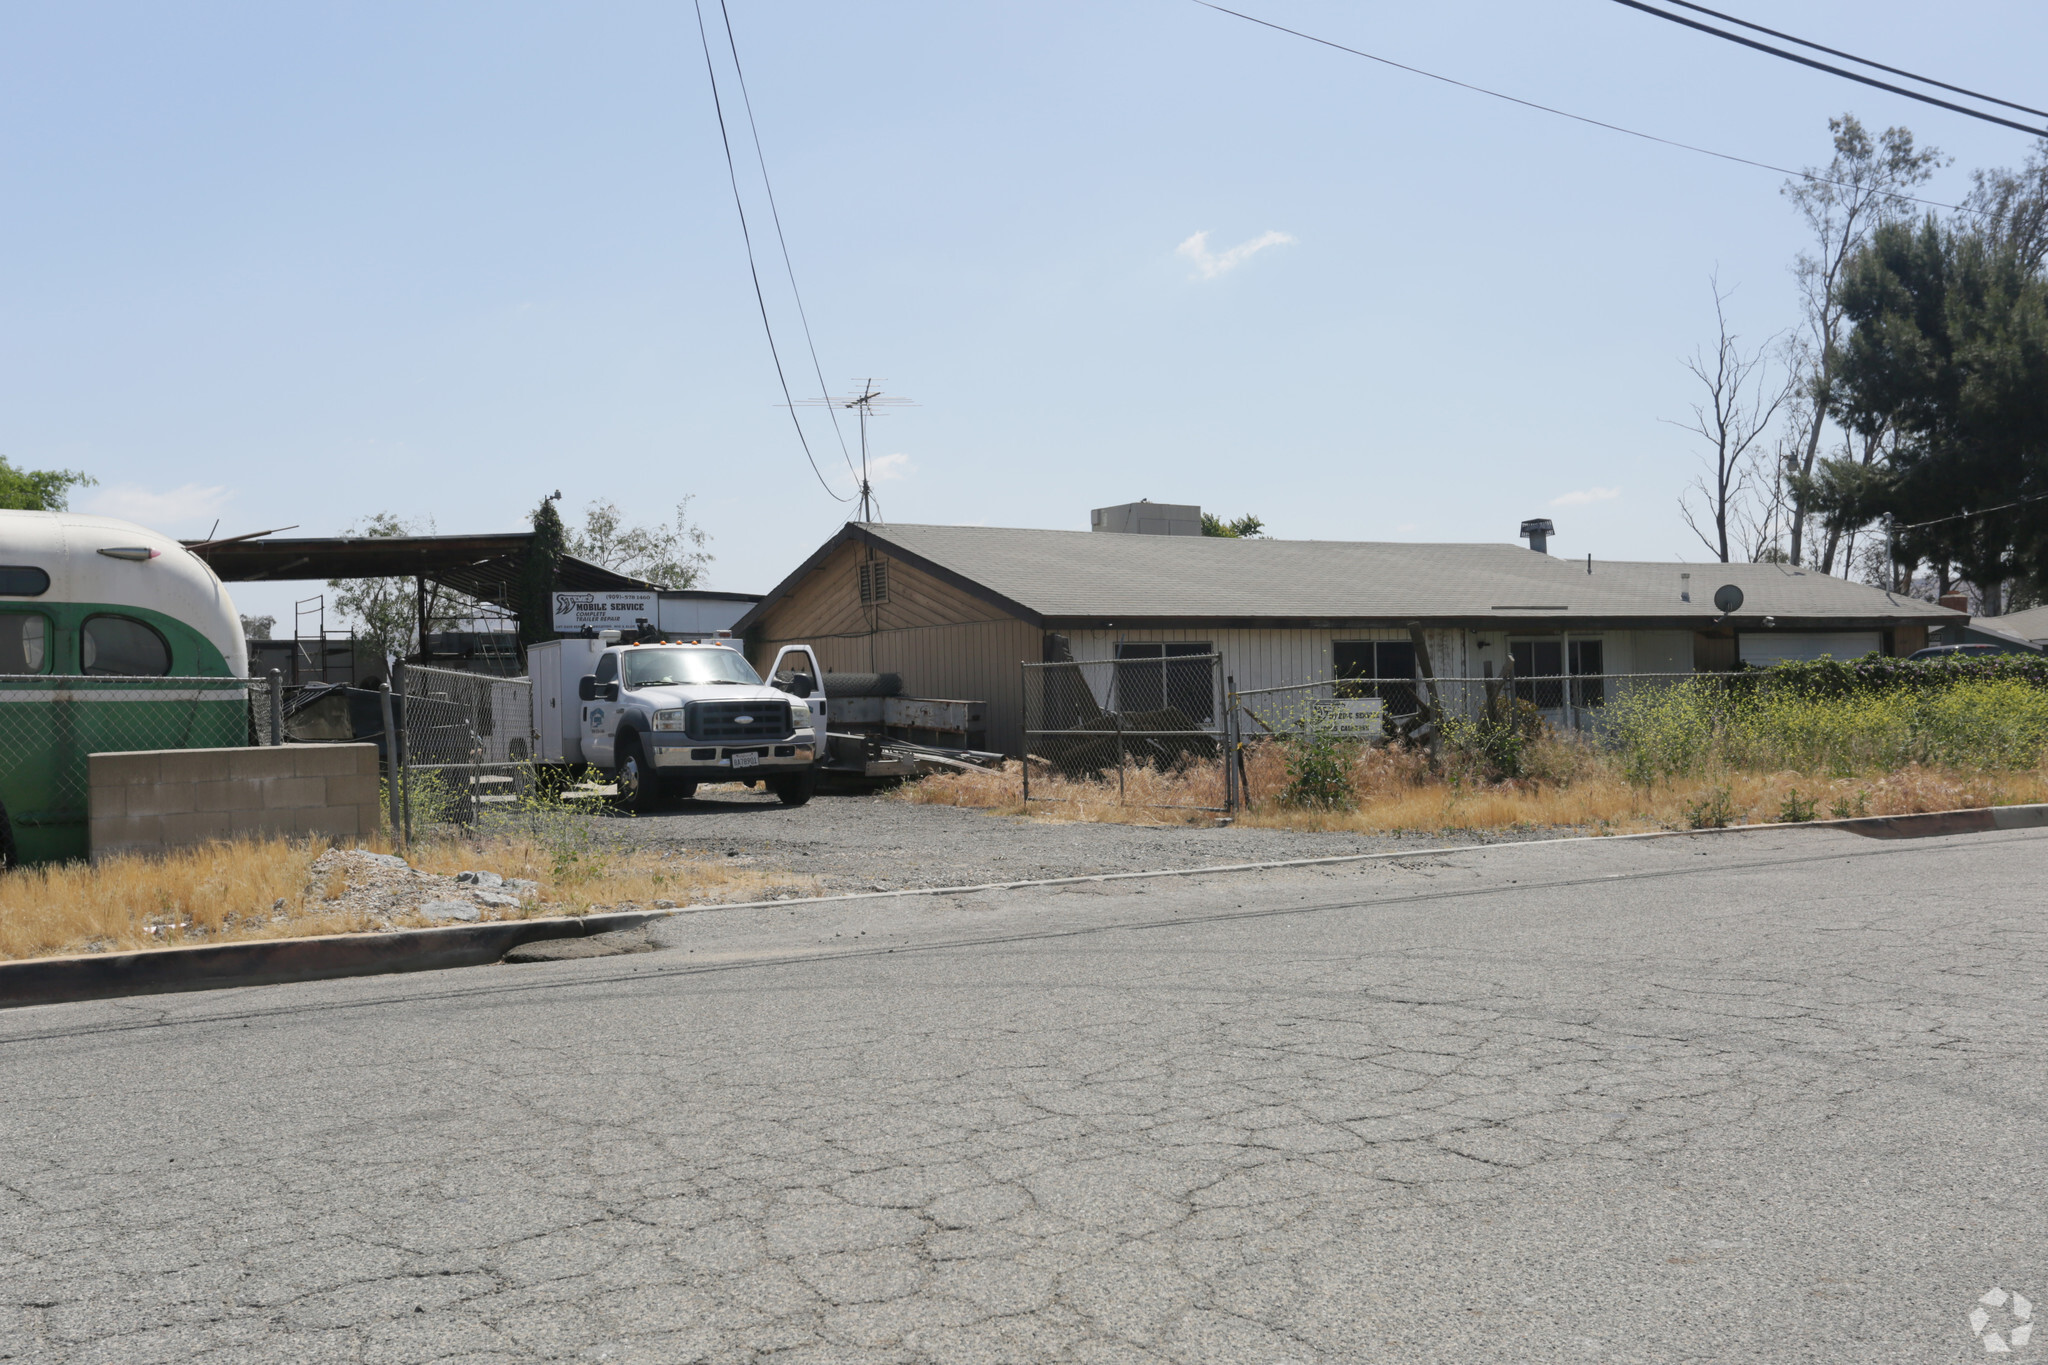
(756, 538), (1009, 642)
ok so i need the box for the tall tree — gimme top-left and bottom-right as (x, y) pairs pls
(568, 498), (712, 588)
(1779, 116), (1943, 568)
(0, 456), (93, 511)
(518, 493), (567, 647)
(1673, 280), (1794, 563)
(1828, 217), (2048, 612)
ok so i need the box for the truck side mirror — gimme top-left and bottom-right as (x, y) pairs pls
(578, 675), (597, 702)
(784, 672), (815, 698)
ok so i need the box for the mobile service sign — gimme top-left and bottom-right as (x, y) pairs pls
(552, 591), (659, 632)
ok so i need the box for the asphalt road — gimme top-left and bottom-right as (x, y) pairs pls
(3, 826), (2044, 1363)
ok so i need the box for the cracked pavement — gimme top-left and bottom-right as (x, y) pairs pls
(2, 826), (2044, 1362)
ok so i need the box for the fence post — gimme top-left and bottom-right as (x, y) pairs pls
(1020, 662), (1030, 806)
(378, 681), (406, 851)
(267, 669), (283, 746)
(1224, 672), (1238, 814)
(393, 662), (413, 846)
(1114, 664), (1126, 805)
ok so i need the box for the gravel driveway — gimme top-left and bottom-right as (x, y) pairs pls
(588, 787), (1484, 892)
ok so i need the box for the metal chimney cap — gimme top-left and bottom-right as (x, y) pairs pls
(1519, 518), (1555, 536)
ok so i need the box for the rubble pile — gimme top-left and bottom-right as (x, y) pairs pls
(308, 849), (543, 929)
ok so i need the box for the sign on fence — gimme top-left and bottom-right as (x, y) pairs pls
(1309, 696), (1384, 736)
(552, 591), (659, 632)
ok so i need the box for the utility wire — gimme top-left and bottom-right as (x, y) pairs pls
(1894, 490), (2048, 532)
(716, 0), (861, 487)
(1186, 1), (1967, 214)
(1608, 0), (2048, 139)
(691, 0), (850, 502)
(1650, 0), (2048, 121)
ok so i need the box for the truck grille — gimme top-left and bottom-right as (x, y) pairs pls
(687, 698), (791, 742)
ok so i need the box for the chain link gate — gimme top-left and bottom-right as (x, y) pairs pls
(395, 663), (537, 833)
(1021, 653), (1235, 813)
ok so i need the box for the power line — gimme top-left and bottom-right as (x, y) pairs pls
(715, 0), (861, 487)
(1650, 0), (2048, 121)
(1608, 0), (2048, 139)
(691, 0), (850, 503)
(1894, 490), (2048, 532)
(1186, 1), (1967, 214)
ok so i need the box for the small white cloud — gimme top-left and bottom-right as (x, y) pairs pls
(1550, 486), (1621, 507)
(867, 453), (913, 482)
(84, 482), (234, 532)
(1177, 229), (1295, 280)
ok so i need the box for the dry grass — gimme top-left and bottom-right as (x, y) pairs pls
(0, 829), (816, 963)
(892, 743), (2048, 836)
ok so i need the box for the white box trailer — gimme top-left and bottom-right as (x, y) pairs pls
(526, 636), (607, 765)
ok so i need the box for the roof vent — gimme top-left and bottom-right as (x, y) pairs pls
(1091, 501), (1202, 536)
(1519, 518), (1554, 554)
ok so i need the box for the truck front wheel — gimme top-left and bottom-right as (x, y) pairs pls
(613, 736), (662, 814)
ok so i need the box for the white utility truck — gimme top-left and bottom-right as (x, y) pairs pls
(528, 634), (826, 810)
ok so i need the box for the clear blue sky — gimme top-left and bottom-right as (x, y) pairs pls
(2, 1), (2040, 626)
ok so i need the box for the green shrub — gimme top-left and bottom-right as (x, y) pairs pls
(1686, 786), (1735, 828)
(1278, 719), (1358, 809)
(1777, 789), (1818, 823)
(1603, 676), (2048, 780)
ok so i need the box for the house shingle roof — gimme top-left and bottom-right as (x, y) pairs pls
(830, 523), (1961, 627)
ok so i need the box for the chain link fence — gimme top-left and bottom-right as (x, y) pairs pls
(0, 674), (252, 863)
(1021, 654), (1235, 813)
(394, 663), (537, 834)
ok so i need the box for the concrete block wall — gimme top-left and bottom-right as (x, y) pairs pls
(89, 744), (385, 860)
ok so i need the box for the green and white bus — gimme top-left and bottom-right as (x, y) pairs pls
(0, 510), (249, 866)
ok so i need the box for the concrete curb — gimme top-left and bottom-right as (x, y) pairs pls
(4, 802), (2041, 1012)
(0, 910), (667, 1011)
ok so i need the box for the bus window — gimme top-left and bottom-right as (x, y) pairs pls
(83, 615), (172, 676)
(0, 567), (50, 596)
(0, 614), (48, 673)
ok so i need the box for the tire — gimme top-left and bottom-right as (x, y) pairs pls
(613, 735), (662, 814)
(769, 773), (815, 807)
(666, 779), (698, 801)
(0, 799), (14, 871)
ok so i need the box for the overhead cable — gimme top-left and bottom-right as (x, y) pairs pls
(1608, 0), (2048, 138)
(1649, 0), (2048, 121)
(691, 0), (851, 502)
(716, 0), (862, 488)
(1185, 1), (1966, 214)
(1894, 489), (2048, 532)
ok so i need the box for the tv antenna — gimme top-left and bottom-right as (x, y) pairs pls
(791, 379), (915, 521)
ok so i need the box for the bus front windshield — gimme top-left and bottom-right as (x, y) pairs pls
(621, 647), (763, 689)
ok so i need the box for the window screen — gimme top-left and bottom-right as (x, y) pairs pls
(1569, 639), (1605, 707)
(1333, 641), (1418, 715)
(1114, 642), (1213, 720)
(0, 614), (48, 673)
(82, 615), (171, 676)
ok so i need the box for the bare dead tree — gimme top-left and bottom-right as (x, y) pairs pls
(1674, 279), (1794, 564)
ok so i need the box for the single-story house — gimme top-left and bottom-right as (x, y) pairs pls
(737, 505), (1965, 754)
(1962, 604), (2048, 650)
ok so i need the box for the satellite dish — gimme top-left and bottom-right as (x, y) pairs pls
(1713, 584), (1745, 614)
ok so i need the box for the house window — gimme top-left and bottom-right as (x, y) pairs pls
(1569, 638), (1605, 708)
(1507, 639), (1605, 709)
(1114, 642), (1213, 720)
(858, 561), (889, 605)
(1333, 640), (1418, 715)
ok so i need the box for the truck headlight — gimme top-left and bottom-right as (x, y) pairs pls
(653, 709), (687, 731)
(789, 700), (811, 728)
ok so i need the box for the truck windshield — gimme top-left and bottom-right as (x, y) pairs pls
(621, 648), (763, 688)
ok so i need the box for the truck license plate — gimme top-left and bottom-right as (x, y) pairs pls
(731, 751), (760, 769)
